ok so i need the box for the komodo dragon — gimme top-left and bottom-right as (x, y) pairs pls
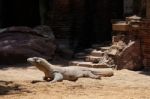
(27, 57), (114, 83)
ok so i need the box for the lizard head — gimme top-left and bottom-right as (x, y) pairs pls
(27, 57), (49, 66)
(27, 57), (53, 81)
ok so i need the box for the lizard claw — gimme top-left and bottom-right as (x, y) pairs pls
(43, 77), (52, 81)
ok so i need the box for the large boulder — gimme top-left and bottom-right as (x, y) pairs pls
(116, 41), (142, 70)
(0, 26), (56, 64)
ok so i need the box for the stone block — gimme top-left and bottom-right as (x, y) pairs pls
(90, 50), (104, 57)
(85, 56), (102, 63)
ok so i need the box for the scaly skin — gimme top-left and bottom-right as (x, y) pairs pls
(27, 57), (114, 83)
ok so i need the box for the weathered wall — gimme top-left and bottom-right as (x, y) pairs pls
(124, 0), (133, 16)
(0, 0), (127, 50)
(0, 0), (40, 28)
(116, 41), (142, 70)
(48, 0), (113, 50)
(112, 0), (124, 19)
(0, 0), (2, 27)
(146, 0), (150, 18)
(48, 0), (72, 39)
(129, 19), (150, 68)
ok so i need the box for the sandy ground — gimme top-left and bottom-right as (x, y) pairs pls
(0, 65), (150, 99)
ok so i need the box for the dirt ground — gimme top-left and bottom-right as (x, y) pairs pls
(0, 64), (150, 99)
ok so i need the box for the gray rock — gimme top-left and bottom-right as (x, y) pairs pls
(0, 26), (56, 64)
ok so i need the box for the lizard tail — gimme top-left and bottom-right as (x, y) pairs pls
(91, 70), (114, 77)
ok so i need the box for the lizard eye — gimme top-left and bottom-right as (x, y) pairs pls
(36, 59), (41, 63)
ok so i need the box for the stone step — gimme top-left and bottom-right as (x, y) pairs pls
(69, 61), (110, 68)
(92, 44), (102, 49)
(97, 46), (111, 51)
(91, 63), (110, 68)
(90, 50), (105, 57)
(85, 56), (103, 63)
(74, 52), (87, 59)
(69, 60), (85, 66)
(69, 61), (91, 66)
(84, 48), (95, 53)
(107, 48), (119, 56)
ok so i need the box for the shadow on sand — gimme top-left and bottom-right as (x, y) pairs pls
(139, 68), (150, 76)
(0, 80), (31, 95)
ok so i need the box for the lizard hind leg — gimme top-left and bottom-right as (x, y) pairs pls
(50, 72), (64, 83)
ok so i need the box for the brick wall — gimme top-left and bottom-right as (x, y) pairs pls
(47, 0), (112, 44)
(47, 0), (71, 39)
(129, 19), (150, 68)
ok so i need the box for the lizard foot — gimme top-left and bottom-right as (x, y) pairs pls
(43, 77), (52, 81)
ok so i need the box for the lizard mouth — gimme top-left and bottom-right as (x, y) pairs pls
(27, 57), (42, 64)
(27, 57), (37, 63)
(27, 58), (33, 62)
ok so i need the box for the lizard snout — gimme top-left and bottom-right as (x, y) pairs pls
(27, 57), (43, 64)
(27, 57), (35, 62)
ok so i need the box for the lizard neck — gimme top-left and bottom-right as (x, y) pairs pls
(40, 60), (54, 71)
(41, 61), (54, 78)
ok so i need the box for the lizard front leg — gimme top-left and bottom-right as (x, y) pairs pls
(43, 76), (52, 81)
(50, 72), (64, 83)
